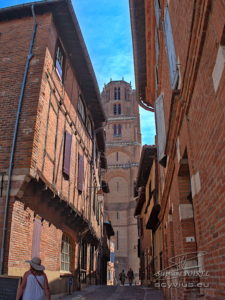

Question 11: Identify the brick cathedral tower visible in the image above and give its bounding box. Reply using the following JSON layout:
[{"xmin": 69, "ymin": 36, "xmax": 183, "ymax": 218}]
[{"xmin": 101, "ymin": 80, "xmax": 141, "ymax": 282}]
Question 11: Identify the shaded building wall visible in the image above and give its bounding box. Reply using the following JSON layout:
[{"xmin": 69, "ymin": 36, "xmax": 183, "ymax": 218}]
[
  {"xmin": 0, "ymin": 7, "xmax": 104, "ymax": 295},
  {"xmin": 131, "ymin": 0, "xmax": 225, "ymax": 298},
  {"xmin": 102, "ymin": 80, "xmax": 141, "ymax": 283},
  {"xmin": 146, "ymin": 0, "xmax": 225, "ymax": 299}
]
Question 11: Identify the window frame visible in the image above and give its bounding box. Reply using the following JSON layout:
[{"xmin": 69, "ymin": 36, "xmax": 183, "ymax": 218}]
[
  {"xmin": 86, "ymin": 116, "xmax": 93, "ymax": 138},
  {"xmin": 118, "ymin": 103, "xmax": 121, "ymax": 115},
  {"xmin": 114, "ymin": 87, "xmax": 117, "ymax": 100},
  {"xmin": 118, "ymin": 87, "xmax": 121, "ymax": 100},
  {"xmin": 77, "ymin": 95, "xmax": 86, "ymax": 123},
  {"xmin": 118, "ymin": 124, "xmax": 122, "ymax": 136},
  {"xmin": 55, "ymin": 42, "xmax": 65, "ymax": 81},
  {"xmin": 61, "ymin": 234, "xmax": 72, "ymax": 272},
  {"xmin": 113, "ymin": 104, "xmax": 117, "ymax": 115},
  {"xmin": 63, "ymin": 131, "xmax": 72, "ymax": 179}
]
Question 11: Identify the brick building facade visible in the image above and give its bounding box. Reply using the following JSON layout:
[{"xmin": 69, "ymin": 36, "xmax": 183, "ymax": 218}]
[
  {"xmin": 0, "ymin": 0, "xmax": 108, "ymax": 296},
  {"xmin": 134, "ymin": 145, "xmax": 163, "ymax": 286},
  {"xmin": 130, "ymin": 0, "xmax": 225, "ymax": 299},
  {"xmin": 101, "ymin": 80, "xmax": 141, "ymax": 283}
]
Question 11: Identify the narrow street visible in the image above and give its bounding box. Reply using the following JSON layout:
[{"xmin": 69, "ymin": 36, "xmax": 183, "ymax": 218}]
[{"xmin": 63, "ymin": 285, "xmax": 164, "ymax": 300}]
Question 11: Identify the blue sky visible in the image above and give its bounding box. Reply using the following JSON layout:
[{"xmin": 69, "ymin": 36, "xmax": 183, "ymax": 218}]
[{"xmin": 0, "ymin": 0, "xmax": 155, "ymax": 145}]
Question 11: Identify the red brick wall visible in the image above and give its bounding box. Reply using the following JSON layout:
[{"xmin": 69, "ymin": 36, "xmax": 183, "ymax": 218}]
[
  {"xmin": 0, "ymin": 9, "xmax": 102, "ymax": 293},
  {"xmin": 146, "ymin": 0, "xmax": 225, "ymax": 299},
  {"xmin": 0, "ymin": 14, "xmax": 51, "ymax": 171}
]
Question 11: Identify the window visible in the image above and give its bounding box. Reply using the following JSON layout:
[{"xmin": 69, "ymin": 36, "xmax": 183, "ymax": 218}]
[
  {"xmin": 77, "ymin": 96, "xmax": 86, "ymax": 122},
  {"xmin": 113, "ymin": 104, "xmax": 117, "ymax": 115},
  {"xmin": 116, "ymin": 231, "xmax": 119, "ymax": 250},
  {"xmin": 118, "ymin": 104, "xmax": 121, "ymax": 115},
  {"xmin": 86, "ymin": 117, "xmax": 92, "ymax": 137},
  {"xmin": 116, "ymin": 152, "xmax": 119, "ymax": 161},
  {"xmin": 116, "ymin": 182, "xmax": 119, "ymax": 192},
  {"xmin": 118, "ymin": 87, "xmax": 120, "ymax": 100},
  {"xmin": 117, "ymin": 211, "xmax": 119, "ymax": 219},
  {"xmin": 90, "ymin": 246, "xmax": 94, "ymax": 271},
  {"xmin": 113, "ymin": 125, "xmax": 122, "ymax": 137},
  {"xmin": 164, "ymin": 7, "xmax": 179, "ymax": 89},
  {"xmin": 63, "ymin": 131, "xmax": 72, "ymax": 179},
  {"xmin": 81, "ymin": 241, "xmax": 87, "ymax": 270},
  {"xmin": 55, "ymin": 44, "xmax": 64, "ymax": 80},
  {"xmin": 113, "ymin": 124, "xmax": 117, "ymax": 136},
  {"xmin": 114, "ymin": 87, "xmax": 117, "ymax": 100},
  {"xmin": 77, "ymin": 154, "xmax": 84, "ymax": 193},
  {"xmin": 118, "ymin": 124, "xmax": 122, "ymax": 136},
  {"xmin": 61, "ymin": 234, "xmax": 72, "ymax": 272}
]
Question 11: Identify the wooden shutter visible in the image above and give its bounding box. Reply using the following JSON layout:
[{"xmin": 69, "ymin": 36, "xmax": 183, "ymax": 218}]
[
  {"xmin": 155, "ymin": 94, "xmax": 167, "ymax": 166},
  {"xmin": 78, "ymin": 154, "xmax": 84, "ymax": 193},
  {"xmin": 164, "ymin": 6, "xmax": 179, "ymax": 89},
  {"xmin": 32, "ymin": 218, "xmax": 42, "ymax": 257},
  {"xmin": 63, "ymin": 131, "xmax": 72, "ymax": 178}
]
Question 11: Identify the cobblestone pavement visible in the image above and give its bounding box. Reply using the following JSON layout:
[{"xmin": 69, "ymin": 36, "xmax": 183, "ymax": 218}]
[{"xmin": 63, "ymin": 285, "xmax": 164, "ymax": 300}]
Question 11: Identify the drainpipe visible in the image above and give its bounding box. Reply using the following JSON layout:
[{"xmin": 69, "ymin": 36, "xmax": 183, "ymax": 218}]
[{"xmin": 0, "ymin": 5, "xmax": 37, "ymax": 275}]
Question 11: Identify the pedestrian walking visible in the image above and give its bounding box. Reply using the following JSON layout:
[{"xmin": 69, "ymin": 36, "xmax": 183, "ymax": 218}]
[
  {"xmin": 119, "ymin": 269, "xmax": 126, "ymax": 286},
  {"xmin": 16, "ymin": 257, "xmax": 51, "ymax": 300},
  {"xmin": 127, "ymin": 267, "xmax": 134, "ymax": 286}
]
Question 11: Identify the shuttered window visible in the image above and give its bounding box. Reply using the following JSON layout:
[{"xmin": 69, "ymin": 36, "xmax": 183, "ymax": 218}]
[
  {"xmin": 164, "ymin": 7, "xmax": 179, "ymax": 89},
  {"xmin": 63, "ymin": 131, "xmax": 72, "ymax": 178},
  {"xmin": 32, "ymin": 218, "xmax": 42, "ymax": 257},
  {"xmin": 155, "ymin": 94, "xmax": 167, "ymax": 166},
  {"xmin": 78, "ymin": 154, "xmax": 84, "ymax": 193}
]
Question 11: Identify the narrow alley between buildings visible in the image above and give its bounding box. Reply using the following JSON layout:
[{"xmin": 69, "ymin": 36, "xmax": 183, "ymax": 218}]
[{"xmin": 63, "ymin": 285, "xmax": 164, "ymax": 300}]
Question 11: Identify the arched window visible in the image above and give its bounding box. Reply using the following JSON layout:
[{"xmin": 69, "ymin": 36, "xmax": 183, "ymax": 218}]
[
  {"xmin": 118, "ymin": 87, "xmax": 121, "ymax": 100},
  {"xmin": 118, "ymin": 104, "xmax": 121, "ymax": 115},
  {"xmin": 61, "ymin": 234, "xmax": 72, "ymax": 272},
  {"xmin": 113, "ymin": 104, "xmax": 117, "ymax": 115}
]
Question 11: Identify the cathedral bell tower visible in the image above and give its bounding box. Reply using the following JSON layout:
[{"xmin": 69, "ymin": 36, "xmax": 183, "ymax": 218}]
[{"xmin": 101, "ymin": 80, "xmax": 141, "ymax": 282}]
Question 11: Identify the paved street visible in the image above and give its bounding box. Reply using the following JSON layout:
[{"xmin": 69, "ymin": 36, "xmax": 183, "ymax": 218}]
[{"xmin": 63, "ymin": 285, "xmax": 164, "ymax": 300}]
